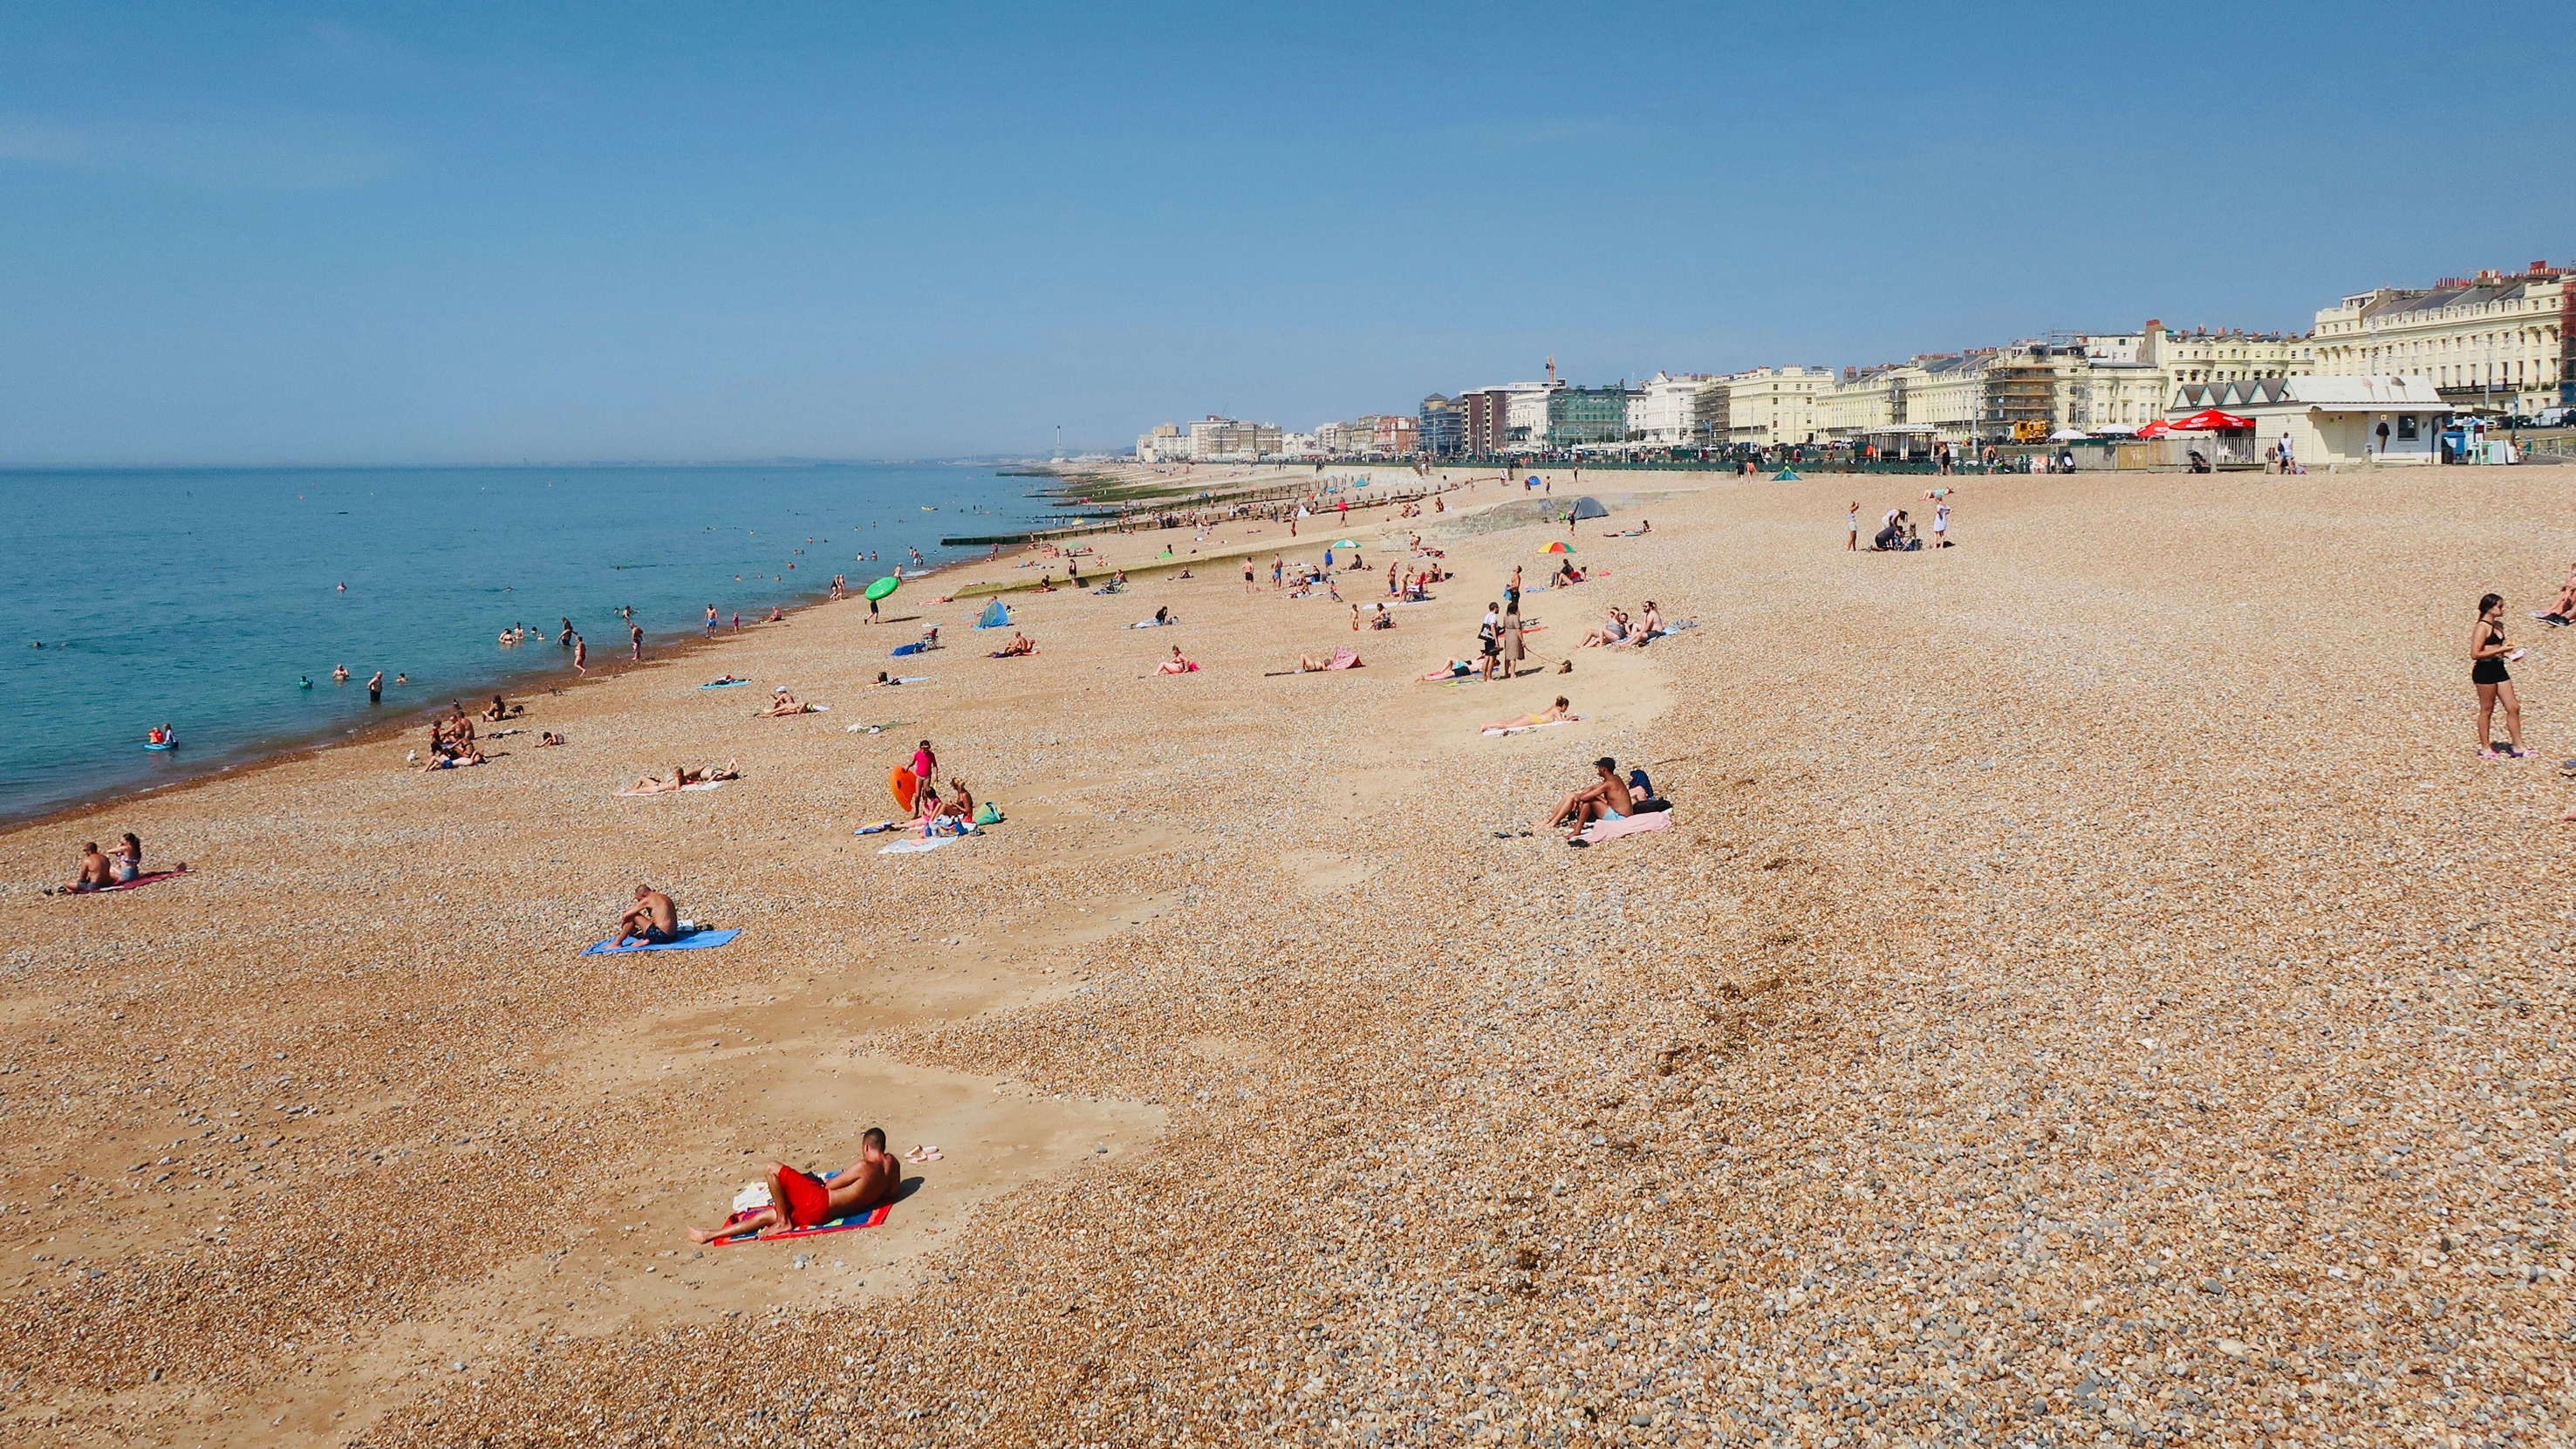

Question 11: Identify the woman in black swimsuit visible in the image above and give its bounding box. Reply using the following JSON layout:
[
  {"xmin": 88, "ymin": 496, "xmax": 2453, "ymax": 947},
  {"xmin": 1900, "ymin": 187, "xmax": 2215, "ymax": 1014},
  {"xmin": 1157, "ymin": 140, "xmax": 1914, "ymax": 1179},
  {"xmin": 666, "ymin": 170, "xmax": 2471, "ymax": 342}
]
[{"xmin": 2472, "ymin": 592, "xmax": 2529, "ymax": 758}]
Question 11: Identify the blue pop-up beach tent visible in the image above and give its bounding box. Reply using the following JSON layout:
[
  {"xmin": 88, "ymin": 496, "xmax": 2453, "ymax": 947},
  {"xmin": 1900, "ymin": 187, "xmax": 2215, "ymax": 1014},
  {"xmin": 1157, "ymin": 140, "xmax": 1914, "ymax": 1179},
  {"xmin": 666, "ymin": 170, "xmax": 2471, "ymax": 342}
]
[{"xmin": 974, "ymin": 598, "xmax": 1009, "ymax": 629}]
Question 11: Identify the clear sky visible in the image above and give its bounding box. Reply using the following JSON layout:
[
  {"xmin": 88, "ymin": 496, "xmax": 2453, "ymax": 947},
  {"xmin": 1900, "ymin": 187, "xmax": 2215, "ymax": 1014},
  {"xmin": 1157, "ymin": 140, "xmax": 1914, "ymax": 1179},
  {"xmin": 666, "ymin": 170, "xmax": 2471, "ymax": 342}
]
[{"xmin": 3, "ymin": 3, "xmax": 2568, "ymax": 464}]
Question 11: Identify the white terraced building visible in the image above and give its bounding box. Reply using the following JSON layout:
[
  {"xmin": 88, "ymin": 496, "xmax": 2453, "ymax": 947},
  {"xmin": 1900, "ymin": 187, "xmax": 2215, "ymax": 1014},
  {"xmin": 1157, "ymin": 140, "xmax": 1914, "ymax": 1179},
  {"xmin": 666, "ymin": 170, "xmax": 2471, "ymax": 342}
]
[{"xmin": 2309, "ymin": 263, "xmax": 2572, "ymax": 415}]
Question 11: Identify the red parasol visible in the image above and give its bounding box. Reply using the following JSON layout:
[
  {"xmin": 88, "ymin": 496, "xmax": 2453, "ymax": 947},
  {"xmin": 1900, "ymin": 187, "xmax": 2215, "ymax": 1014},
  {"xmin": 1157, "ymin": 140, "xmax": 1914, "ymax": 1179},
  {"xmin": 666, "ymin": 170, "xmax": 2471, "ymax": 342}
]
[
  {"xmin": 2172, "ymin": 408, "xmax": 2255, "ymax": 432},
  {"xmin": 2134, "ymin": 420, "xmax": 2172, "ymax": 438}
]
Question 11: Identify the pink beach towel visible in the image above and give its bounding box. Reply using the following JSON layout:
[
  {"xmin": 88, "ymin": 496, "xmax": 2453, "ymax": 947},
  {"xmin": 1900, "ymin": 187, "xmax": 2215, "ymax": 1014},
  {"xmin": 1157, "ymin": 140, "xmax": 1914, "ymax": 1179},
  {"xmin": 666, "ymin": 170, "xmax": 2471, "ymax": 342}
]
[{"xmin": 1579, "ymin": 811, "xmax": 1672, "ymax": 844}]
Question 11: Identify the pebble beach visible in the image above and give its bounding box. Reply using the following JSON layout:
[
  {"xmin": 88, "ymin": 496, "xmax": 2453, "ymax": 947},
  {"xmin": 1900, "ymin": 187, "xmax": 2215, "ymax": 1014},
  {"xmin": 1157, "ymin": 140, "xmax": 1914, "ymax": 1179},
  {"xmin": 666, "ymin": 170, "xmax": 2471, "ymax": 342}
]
[{"xmin": 6, "ymin": 465, "xmax": 2574, "ymax": 1447}]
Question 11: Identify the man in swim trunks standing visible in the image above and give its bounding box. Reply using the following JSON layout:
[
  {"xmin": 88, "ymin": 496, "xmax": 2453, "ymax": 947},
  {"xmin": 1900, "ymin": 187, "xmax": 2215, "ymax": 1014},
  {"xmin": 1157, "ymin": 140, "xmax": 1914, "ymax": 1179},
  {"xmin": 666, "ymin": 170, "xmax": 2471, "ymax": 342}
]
[
  {"xmin": 688, "ymin": 1128, "xmax": 903, "ymax": 1243},
  {"xmin": 616, "ymin": 884, "xmax": 680, "ymax": 947},
  {"xmin": 630, "ymin": 620, "xmax": 643, "ymax": 660},
  {"xmin": 367, "ymin": 670, "xmax": 383, "ymax": 706}
]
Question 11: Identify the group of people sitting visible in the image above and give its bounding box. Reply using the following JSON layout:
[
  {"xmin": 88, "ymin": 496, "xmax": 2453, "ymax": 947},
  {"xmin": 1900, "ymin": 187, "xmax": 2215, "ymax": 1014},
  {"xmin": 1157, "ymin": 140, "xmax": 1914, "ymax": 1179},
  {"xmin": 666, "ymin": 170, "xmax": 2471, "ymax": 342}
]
[
  {"xmin": 1544, "ymin": 757, "xmax": 1670, "ymax": 841},
  {"xmin": 418, "ymin": 706, "xmax": 487, "ymax": 769},
  {"xmin": 1551, "ymin": 559, "xmax": 1589, "ymax": 586},
  {"xmin": 1387, "ymin": 564, "xmax": 1443, "ymax": 600},
  {"xmin": 51, "ymin": 832, "xmax": 176, "ymax": 893},
  {"xmin": 756, "ymin": 687, "xmax": 820, "ymax": 717},
  {"xmin": 1576, "ymin": 601, "xmax": 1664, "ymax": 648}
]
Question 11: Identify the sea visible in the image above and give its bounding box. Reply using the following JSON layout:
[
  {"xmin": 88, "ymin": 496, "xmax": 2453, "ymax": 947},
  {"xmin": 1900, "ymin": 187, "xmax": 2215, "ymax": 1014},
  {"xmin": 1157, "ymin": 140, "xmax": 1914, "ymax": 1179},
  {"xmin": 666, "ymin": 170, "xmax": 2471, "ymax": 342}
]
[{"xmin": 0, "ymin": 462, "xmax": 1060, "ymax": 825}]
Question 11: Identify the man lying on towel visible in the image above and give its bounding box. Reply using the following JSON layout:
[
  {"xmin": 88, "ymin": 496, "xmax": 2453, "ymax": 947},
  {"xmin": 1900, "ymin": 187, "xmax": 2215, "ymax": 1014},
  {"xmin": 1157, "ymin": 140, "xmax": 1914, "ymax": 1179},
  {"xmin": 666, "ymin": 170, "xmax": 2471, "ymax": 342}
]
[
  {"xmin": 1546, "ymin": 755, "xmax": 1633, "ymax": 837},
  {"xmin": 687, "ymin": 1129, "xmax": 902, "ymax": 1242}
]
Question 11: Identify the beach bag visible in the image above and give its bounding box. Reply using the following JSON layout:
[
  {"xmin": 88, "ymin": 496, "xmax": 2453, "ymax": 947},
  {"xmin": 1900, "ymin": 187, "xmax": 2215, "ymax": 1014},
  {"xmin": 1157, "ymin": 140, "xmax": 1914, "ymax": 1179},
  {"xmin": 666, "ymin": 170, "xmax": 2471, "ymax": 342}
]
[
  {"xmin": 973, "ymin": 803, "xmax": 1002, "ymax": 825},
  {"xmin": 732, "ymin": 1182, "xmax": 774, "ymax": 1213}
]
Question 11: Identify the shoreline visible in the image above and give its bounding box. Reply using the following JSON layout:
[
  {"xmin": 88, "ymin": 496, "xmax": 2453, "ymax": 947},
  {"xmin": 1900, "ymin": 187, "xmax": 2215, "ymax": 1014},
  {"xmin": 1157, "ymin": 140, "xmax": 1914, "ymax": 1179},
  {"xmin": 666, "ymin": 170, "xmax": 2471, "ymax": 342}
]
[
  {"xmin": 0, "ymin": 559, "xmax": 984, "ymax": 840},
  {"xmin": 9, "ymin": 467, "xmax": 2568, "ymax": 1443}
]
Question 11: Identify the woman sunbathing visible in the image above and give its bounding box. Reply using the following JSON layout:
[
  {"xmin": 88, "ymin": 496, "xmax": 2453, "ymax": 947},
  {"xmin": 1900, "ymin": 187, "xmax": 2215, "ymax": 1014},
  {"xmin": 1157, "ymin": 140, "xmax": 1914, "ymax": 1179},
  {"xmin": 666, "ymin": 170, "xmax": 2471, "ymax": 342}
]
[
  {"xmin": 1577, "ymin": 610, "xmax": 1630, "ymax": 647},
  {"xmin": 1155, "ymin": 645, "xmax": 1200, "ymax": 674},
  {"xmin": 629, "ymin": 764, "xmax": 699, "ymax": 793},
  {"xmin": 1418, "ymin": 659, "xmax": 1475, "ymax": 680},
  {"xmin": 756, "ymin": 689, "xmax": 817, "ymax": 717},
  {"xmin": 1481, "ymin": 697, "xmax": 1578, "ymax": 732}
]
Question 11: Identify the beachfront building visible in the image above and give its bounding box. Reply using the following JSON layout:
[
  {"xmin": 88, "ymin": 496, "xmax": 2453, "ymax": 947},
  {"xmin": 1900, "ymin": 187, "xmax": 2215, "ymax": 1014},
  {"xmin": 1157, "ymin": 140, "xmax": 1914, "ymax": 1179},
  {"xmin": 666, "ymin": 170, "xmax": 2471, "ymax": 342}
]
[
  {"xmin": 1628, "ymin": 373, "xmax": 1727, "ymax": 447},
  {"xmin": 1502, "ymin": 382, "xmax": 1560, "ymax": 449},
  {"xmin": 1320, "ymin": 416, "xmax": 1394, "ymax": 456},
  {"xmin": 1545, "ymin": 386, "xmax": 1630, "ymax": 448},
  {"xmin": 1457, "ymin": 389, "xmax": 1510, "ymax": 455},
  {"xmin": 1724, "ymin": 366, "xmax": 1835, "ymax": 446},
  {"xmin": 1374, "ymin": 414, "xmax": 1421, "ymax": 455},
  {"xmin": 1183, "ymin": 415, "xmax": 1283, "ymax": 460},
  {"xmin": 2308, "ymin": 263, "xmax": 2573, "ymax": 414},
  {"xmin": 1135, "ymin": 422, "xmax": 1192, "ymax": 462},
  {"xmin": 2168, "ymin": 374, "xmax": 2447, "ymax": 466},
  {"xmin": 1418, "ymin": 394, "xmax": 1462, "ymax": 456}
]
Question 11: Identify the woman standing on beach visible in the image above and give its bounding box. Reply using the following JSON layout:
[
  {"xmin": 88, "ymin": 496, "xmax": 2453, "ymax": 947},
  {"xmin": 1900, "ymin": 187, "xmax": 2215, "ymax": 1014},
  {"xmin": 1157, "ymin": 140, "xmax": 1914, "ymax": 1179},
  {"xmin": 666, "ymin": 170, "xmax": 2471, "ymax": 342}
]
[{"xmin": 2472, "ymin": 593, "xmax": 2528, "ymax": 759}]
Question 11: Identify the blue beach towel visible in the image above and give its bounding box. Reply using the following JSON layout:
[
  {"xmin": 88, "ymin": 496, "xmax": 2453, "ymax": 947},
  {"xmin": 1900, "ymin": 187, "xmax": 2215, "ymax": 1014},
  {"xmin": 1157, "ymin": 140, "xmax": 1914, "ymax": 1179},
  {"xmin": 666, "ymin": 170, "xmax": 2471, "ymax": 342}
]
[
  {"xmin": 891, "ymin": 641, "xmax": 927, "ymax": 657},
  {"xmin": 700, "ymin": 680, "xmax": 754, "ymax": 689},
  {"xmin": 582, "ymin": 927, "xmax": 741, "ymax": 955}
]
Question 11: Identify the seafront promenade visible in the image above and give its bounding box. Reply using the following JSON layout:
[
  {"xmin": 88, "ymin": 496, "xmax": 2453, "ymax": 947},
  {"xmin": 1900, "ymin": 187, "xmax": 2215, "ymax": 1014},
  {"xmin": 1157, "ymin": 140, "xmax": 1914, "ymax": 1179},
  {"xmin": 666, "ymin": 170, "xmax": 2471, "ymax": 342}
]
[{"xmin": 5, "ymin": 468, "xmax": 2573, "ymax": 1446}]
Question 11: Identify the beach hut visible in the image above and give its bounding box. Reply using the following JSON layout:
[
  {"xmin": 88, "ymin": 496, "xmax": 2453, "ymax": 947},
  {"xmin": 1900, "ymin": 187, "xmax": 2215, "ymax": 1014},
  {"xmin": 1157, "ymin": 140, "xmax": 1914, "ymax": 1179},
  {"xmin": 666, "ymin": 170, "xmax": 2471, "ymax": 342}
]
[
  {"xmin": 974, "ymin": 598, "xmax": 1010, "ymax": 629},
  {"xmin": 1569, "ymin": 496, "xmax": 1609, "ymax": 521}
]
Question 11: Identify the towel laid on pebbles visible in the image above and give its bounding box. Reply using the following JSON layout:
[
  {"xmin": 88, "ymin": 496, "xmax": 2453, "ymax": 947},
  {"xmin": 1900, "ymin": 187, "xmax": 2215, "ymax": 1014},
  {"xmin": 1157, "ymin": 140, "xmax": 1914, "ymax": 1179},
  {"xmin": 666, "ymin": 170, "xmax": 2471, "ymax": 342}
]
[
  {"xmin": 1577, "ymin": 811, "xmax": 1672, "ymax": 844},
  {"xmin": 581, "ymin": 927, "xmax": 741, "ymax": 955},
  {"xmin": 1483, "ymin": 720, "xmax": 1574, "ymax": 737},
  {"xmin": 48, "ymin": 868, "xmax": 190, "ymax": 896},
  {"xmin": 618, "ymin": 781, "xmax": 728, "ymax": 796}
]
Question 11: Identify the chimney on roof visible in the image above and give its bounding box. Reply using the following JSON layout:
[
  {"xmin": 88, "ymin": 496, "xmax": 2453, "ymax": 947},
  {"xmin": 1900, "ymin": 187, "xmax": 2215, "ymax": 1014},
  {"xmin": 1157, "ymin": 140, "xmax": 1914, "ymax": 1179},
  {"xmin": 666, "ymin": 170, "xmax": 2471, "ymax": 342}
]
[{"xmin": 2535, "ymin": 261, "xmax": 2551, "ymax": 275}]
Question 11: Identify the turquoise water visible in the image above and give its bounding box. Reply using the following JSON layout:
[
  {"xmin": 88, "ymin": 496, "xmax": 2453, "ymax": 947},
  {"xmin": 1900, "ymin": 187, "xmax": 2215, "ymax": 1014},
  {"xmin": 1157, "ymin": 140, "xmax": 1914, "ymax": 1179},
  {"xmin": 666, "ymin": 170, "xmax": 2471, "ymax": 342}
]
[{"xmin": 0, "ymin": 463, "xmax": 1050, "ymax": 824}]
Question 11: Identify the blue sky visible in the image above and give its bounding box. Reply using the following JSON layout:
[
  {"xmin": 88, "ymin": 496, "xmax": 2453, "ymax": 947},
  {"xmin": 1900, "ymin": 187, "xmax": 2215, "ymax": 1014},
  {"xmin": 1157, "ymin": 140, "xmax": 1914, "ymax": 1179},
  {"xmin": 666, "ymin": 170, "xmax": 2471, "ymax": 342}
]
[{"xmin": 2, "ymin": 3, "xmax": 2567, "ymax": 464}]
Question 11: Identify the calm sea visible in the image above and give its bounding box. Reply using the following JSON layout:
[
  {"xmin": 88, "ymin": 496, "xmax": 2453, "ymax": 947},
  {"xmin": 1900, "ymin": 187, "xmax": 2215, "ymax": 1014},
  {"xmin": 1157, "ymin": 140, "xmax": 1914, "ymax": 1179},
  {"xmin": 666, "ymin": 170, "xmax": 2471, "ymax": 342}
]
[{"xmin": 0, "ymin": 463, "xmax": 1053, "ymax": 824}]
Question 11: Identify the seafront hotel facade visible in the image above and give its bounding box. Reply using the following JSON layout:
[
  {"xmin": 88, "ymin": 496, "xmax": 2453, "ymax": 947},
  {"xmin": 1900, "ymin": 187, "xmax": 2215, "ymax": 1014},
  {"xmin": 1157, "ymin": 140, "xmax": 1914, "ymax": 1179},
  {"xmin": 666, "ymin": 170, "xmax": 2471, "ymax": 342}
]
[{"xmin": 1135, "ymin": 262, "xmax": 2573, "ymax": 462}]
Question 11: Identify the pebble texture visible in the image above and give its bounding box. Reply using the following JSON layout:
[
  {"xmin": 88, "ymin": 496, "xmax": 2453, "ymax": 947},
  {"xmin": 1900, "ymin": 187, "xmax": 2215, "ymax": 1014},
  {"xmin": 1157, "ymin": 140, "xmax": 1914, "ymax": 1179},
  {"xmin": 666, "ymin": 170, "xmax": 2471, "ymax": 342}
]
[{"xmin": 4, "ymin": 468, "xmax": 2573, "ymax": 1446}]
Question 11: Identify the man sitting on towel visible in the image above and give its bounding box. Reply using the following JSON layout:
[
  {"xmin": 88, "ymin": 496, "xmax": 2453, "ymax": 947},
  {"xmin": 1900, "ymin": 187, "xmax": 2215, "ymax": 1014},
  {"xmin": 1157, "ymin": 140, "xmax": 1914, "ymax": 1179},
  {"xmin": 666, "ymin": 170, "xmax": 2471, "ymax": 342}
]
[
  {"xmin": 687, "ymin": 1128, "xmax": 902, "ymax": 1243},
  {"xmin": 1545, "ymin": 756, "xmax": 1634, "ymax": 837},
  {"xmin": 615, "ymin": 884, "xmax": 681, "ymax": 946}
]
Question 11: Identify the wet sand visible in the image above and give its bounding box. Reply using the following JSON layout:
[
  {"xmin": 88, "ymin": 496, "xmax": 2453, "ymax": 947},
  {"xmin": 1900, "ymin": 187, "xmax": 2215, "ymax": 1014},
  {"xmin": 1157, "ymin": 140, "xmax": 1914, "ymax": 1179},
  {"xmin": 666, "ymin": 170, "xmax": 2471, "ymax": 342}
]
[{"xmin": 7, "ymin": 468, "xmax": 2574, "ymax": 1446}]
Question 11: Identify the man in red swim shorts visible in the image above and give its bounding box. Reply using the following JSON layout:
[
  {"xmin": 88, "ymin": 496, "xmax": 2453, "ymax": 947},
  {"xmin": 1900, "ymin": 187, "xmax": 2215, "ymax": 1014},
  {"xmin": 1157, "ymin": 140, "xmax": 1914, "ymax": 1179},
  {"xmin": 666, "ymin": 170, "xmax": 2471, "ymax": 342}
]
[{"xmin": 688, "ymin": 1128, "xmax": 902, "ymax": 1243}]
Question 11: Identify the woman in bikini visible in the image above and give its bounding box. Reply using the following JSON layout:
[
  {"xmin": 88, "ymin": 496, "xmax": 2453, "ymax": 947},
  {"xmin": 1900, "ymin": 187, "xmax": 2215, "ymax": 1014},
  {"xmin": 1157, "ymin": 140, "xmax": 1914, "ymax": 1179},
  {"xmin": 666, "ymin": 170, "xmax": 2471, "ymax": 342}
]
[
  {"xmin": 1480, "ymin": 696, "xmax": 1577, "ymax": 732},
  {"xmin": 1154, "ymin": 645, "xmax": 1199, "ymax": 675},
  {"xmin": 2472, "ymin": 592, "xmax": 2530, "ymax": 759}
]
